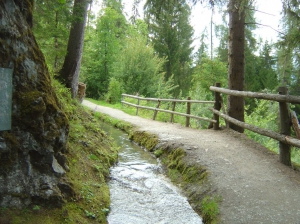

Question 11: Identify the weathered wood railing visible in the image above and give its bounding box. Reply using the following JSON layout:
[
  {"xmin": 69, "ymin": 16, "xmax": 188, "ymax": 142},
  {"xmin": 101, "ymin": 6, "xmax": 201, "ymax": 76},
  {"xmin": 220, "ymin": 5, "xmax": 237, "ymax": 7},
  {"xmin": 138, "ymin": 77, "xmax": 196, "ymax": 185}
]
[
  {"xmin": 121, "ymin": 94, "xmax": 216, "ymax": 127},
  {"xmin": 209, "ymin": 84, "xmax": 300, "ymax": 166},
  {"xmin": 121, "ymin": 83, "xmax": 300, "ymax": 166}
]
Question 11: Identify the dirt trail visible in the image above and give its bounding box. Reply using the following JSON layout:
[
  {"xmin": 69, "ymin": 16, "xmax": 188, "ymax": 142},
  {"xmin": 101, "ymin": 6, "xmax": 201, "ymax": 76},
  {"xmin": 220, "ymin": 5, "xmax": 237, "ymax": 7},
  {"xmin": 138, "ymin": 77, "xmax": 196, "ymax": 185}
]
[{"xmin": 83, "ymin": 100, "xmax": 300, "ymax": 224}]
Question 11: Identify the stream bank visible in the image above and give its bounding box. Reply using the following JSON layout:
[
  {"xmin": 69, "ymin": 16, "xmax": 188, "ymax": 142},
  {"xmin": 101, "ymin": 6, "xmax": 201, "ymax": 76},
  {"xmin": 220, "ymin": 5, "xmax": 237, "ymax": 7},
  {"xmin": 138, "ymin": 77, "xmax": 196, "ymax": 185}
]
[
  {"xmin": 93, "ymin": 111, "xmax": 219, "ymax": 223},
  {"xmin": 100, "ymin": 122, "xmax": 202, "ymax": 223}
]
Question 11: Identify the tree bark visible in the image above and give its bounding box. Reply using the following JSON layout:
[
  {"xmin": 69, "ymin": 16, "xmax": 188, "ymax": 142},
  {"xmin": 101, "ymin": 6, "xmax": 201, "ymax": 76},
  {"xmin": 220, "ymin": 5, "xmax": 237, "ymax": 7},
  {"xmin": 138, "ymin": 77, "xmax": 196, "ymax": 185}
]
[
  {"xmin": 60, "ymin": 0, "xmax": 89, "ymax": 98},
  {"xmin": 278, "ymin": 86, "xmax": 291, "ymax": 166},
  {"xmin": 227, "ymin": 0, "xmax": 245, "ymax": 133}
]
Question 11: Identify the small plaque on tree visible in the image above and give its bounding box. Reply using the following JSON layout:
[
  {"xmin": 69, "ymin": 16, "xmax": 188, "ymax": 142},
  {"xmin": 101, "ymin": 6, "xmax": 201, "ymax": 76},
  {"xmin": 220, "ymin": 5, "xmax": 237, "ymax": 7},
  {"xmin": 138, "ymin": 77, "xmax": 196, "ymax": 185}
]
[{"xmin": 0, "ymin": 68, "xmax": 13, "ymax": 131}]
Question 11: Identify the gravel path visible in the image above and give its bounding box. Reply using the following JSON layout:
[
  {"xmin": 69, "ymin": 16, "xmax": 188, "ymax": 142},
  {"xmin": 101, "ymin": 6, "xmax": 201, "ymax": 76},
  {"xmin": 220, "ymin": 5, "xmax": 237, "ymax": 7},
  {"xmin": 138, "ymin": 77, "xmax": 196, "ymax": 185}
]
[{"xmin": 83, "ymin": 100, "xmax": 300, "ymax": 224}]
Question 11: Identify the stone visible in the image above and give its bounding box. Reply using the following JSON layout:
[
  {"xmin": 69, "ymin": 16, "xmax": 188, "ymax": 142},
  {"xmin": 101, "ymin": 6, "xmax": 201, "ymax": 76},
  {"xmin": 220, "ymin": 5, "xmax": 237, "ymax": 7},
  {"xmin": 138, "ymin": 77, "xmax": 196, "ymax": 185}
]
[{"xmin": 52, "ymin": 157, "xmax": 66, "ymax": 176}]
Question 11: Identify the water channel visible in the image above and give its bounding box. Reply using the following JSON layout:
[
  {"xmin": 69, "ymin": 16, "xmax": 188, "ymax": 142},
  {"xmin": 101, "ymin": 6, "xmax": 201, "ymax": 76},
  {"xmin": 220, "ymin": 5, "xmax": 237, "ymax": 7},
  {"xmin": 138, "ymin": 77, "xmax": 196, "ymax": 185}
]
[{"xmin": 101, "ymin": 122, "xmax": 203, "ymax": 224}]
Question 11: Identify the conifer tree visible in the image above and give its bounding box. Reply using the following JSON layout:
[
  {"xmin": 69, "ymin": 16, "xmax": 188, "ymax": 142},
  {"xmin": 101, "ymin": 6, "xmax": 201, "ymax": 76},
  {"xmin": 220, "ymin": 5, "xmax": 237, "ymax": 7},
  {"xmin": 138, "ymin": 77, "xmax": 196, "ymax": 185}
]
[{"xmin": 145, "ymin": 0, "xmax": 194, "ymax": 96}]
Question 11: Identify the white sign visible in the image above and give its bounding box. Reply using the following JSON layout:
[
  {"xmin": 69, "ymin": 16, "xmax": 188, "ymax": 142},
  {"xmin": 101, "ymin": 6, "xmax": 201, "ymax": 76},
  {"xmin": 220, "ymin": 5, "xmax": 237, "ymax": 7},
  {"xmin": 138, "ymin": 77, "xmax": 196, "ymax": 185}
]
[{"xmin": 0, "ymin": 68, "xmax": 13, "ymax": 131}]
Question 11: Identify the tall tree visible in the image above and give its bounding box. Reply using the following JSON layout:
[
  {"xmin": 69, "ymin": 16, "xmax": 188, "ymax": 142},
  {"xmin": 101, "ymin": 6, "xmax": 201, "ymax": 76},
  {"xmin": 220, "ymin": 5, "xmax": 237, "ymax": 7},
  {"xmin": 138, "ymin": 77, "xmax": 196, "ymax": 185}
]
[
  {"xmin": 215, "ymin": 2, "xmax": 278, "ymax": 114},
  {"xmin": 191, "ymin": 0, "xmax": 247, "ymax": 132},
  {"xmin": 227, "ymin": 0, "xmax": 247, "ymax": 133},
  {"xmin": 59, "ymin": 0, "xmax": 89, "ymax": 98},
  {"xmin": 215, "ymin": 5, "xmax": 257, "ymax": 93},
  {"xmin": 145, "ymin": 0, "xmax": 194, "ymax": 96}
]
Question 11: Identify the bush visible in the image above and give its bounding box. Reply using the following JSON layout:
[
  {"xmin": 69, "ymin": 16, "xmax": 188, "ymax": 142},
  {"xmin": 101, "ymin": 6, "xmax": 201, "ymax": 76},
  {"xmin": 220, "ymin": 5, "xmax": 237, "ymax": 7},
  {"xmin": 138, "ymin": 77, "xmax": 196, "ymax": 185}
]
[{"xmin": 105, "ymin": 77, "xmax": 123, "ymax": 104}]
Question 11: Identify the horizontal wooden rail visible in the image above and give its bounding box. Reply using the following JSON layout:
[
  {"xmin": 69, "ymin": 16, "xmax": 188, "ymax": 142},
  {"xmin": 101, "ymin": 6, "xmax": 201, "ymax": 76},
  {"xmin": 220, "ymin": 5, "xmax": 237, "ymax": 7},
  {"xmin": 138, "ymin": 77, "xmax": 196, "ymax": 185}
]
[
  {"xmin": 210, "ymin": 108, "xmax": 300, "ymax": 148},
  {"xmin": 122, "ymin": 94, "xmax": 215, "ymax": 104},
  {"xmin": 209, "ymin": 86, "xmax": 300, "ymax": 104},
  {"xmin": 122, "ymin": 101, "xmax": 216, "ymax": 124},
  {"xmin": 209, "ymin": 85, "xmax": 300, "ymax": 166}
]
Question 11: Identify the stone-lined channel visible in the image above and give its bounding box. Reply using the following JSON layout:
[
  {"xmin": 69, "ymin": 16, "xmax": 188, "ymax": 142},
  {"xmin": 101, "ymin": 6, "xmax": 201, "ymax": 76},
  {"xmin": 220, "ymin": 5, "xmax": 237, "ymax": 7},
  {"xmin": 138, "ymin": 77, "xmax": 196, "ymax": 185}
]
[{"xmin": 101, "ymin": 122, "xmax": 202, "ymax": 224}]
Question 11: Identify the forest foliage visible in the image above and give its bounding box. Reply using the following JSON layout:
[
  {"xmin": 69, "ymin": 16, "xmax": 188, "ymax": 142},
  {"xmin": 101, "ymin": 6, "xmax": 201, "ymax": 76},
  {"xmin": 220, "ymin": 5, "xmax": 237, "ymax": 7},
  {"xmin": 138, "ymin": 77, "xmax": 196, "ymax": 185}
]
[{"xmin": 33, "ymin": 0, "xmax": 300, "ymax": 161}]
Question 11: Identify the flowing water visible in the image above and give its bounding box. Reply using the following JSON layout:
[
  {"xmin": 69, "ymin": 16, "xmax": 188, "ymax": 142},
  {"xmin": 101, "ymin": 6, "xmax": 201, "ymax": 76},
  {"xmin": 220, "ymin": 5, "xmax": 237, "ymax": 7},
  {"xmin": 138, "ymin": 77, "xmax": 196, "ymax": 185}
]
[{"xmin": 101, "ymin": 122, "xmax": 203, "ymax": 224}]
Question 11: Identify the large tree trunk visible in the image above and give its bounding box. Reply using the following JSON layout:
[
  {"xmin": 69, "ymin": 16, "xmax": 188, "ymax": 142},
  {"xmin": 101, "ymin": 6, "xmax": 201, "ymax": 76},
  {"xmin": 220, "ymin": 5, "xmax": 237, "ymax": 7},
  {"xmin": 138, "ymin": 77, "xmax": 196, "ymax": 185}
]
[
  {"xmin": 0, "ymin": 0, "xmax": 72, "ymax": 208},
  {"xmin": 60, "ymin": 0, "xmax": 89, "ymax": 99},
  {"xmin": 227, "ymin": 0, "xmax": 245, "ymax": 133}
]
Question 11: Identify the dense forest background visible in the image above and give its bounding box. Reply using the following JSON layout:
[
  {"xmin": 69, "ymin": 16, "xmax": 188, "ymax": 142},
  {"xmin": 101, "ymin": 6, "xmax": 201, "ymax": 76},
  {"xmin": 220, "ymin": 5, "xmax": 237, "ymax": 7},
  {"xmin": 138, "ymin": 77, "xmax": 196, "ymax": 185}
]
[
  {"xmin": 33, "ymin": 0, "xmax": 300, "ymax": 154},
  {"xmin": 34, "ymin": 0, "xmax": 300, "ymax": 102}
]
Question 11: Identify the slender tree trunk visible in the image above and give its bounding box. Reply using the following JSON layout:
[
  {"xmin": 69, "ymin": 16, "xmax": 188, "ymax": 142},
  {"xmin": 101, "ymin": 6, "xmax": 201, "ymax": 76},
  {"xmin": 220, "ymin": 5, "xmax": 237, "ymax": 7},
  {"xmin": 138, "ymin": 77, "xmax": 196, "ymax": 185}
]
[
  {"xmin": 60, "ymin": 0, "xmax": 89, "ymax": 98},
  {"xmin": 227, "ymin": 0, "xmax": 245, "ymax": 133},
  {"xmin": 54, "ymin": 11, "xmax": 59, "ymax": 70}
]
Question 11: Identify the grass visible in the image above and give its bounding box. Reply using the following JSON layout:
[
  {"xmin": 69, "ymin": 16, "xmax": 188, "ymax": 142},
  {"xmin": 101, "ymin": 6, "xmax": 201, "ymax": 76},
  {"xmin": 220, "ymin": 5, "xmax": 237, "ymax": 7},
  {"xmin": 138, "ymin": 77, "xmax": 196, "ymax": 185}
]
[
  {"xmin": 201, "ymin": 196, "xmax": 221, "ymax": 224},
  {"xmin": 0, "ymin": 81, "xmax": 119, "ymax": 224}
]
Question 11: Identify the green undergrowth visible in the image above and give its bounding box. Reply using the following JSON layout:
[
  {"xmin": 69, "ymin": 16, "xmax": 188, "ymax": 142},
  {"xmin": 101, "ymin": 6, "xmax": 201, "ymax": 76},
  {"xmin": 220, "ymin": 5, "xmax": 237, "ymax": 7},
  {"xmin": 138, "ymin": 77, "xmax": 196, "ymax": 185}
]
[
  {"xmin": 88, "ymin": 109, "xmax": 220, "ymax": 224},
  {"xmin": 3, "ymin": 80, "xmax": 119, "ymax": 224}
]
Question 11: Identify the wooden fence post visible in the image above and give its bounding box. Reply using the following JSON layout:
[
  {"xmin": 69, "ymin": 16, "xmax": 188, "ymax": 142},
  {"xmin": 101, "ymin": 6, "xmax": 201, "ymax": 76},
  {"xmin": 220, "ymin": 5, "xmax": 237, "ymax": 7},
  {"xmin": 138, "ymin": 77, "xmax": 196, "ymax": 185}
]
[
  {"xmin": 121, "ymin": 94, "xmax": 124, "ymax": 107},
  {"xmin": 153, "ymin": 100, "xmax": 161, "ymax": 120},
  {"xmin": 186, "ymin": 97, "xmax": 191, "ymax": 127},
  {"xmin": 136, "ymin": 97, "xmax": 140, "ymax": 115},
  {"xmin": 170, "ymin": 101, "xmax": 176, "ymax": 123},
  {"xmin": 213, "ymin": 83, "xmax": 221, "ymax": 130},
  {"xmin": 278, "ymin": 86, "xmax": 291, "ymax": 166}
]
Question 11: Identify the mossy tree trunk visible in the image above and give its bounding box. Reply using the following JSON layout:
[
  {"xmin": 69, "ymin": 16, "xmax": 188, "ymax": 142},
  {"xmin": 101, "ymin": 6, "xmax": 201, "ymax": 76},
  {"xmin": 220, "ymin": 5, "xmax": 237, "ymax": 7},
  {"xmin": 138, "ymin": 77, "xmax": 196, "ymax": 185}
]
[
  {"xmin": 59, "ymin": 0, "xmax": 89, "ymax": 99},
  {"xmin": 0, "ymin": 0, "xmax": 72, "ymax": 208}
]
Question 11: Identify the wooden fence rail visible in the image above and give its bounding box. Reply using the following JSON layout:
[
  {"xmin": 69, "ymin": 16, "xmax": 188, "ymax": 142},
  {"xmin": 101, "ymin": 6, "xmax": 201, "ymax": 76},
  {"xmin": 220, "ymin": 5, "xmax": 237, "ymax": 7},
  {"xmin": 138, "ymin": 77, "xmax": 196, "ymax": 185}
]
[
  {"xmin": 209, "ymin": 86, "xmax": 300, "ymax": 104},
  {"xmin": 210, "ymin": 84, "xmax": 300, "ymax": 166},
  {"xmin": 121, "ymin": 94, "xmax": 216, "ymax": 127},
  {"xmin": 121, "ymin": 93, "xmax": 215, "ymax": 103}
]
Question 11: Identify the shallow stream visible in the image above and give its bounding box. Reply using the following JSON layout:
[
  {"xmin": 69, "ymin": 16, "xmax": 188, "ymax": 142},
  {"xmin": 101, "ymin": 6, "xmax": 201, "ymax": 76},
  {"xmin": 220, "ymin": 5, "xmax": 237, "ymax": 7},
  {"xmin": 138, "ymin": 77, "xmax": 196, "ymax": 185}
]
[{"xmin": 101, "ymin": 122, "xmax": 202, "ymax": 224}]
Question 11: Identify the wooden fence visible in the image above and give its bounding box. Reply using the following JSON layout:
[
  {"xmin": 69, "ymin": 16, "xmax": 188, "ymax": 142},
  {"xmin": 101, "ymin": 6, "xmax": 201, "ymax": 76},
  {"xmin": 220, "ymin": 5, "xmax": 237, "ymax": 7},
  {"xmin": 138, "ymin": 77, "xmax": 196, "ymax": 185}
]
[
  {"xmin": 121, "ymin": 83, "xmax": 300, "ymax": 166},
  {"xmin": 210, "ymin": 84, "xmax": 300, "ymax": 166},
  {"xmin": 121, "ymin": 94, "xmax": 215, "ymax": 127}
]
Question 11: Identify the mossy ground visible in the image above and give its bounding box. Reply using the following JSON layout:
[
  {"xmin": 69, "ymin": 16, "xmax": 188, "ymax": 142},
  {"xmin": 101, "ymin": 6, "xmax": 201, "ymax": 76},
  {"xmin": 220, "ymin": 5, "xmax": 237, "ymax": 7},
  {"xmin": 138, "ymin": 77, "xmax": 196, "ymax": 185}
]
[{"xmin": 0, "ymin": 80, "xmax": 118, "ymax": 224}]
